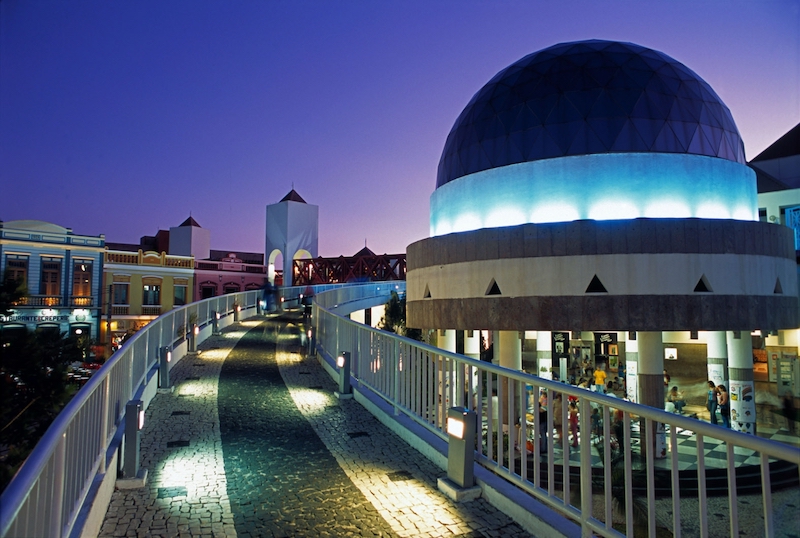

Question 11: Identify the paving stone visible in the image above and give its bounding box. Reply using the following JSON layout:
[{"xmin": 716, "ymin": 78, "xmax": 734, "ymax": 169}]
[{"xmin": 99, "ymin": 314, "xmax": 531, "ymax": 537}]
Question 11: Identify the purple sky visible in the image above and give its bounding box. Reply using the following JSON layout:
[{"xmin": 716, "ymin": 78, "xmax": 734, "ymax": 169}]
[{"xmin": 1, "ymin": 1, "xmax": 798, "ymax": 257}]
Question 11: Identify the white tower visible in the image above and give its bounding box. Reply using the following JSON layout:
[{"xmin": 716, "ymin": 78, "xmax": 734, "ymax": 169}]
[
  {"xmin": 265, "ymin": 189, "xmax": 318, "ymax": 286},
  {"xmin": 169, "ymin": 216, "xmax": 210, "ymax": 259}
]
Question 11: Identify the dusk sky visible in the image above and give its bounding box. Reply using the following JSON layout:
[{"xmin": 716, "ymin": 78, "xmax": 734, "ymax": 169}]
[{"xmin": 1, "ymin": 1, "xmax": 798, "ymax": 257}]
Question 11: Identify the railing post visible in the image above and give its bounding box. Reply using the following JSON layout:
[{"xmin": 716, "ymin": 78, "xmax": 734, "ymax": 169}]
[
  {"xmin": 50, "ymin": 432, "xmax": 66, "ymax": 538},
  {"xmin": 393, "ymin": 338, "xmax": 400, "ymax": 416}
]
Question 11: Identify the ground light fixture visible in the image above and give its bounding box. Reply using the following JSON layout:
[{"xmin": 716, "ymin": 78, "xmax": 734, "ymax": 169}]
[
  {"xmin": 158, "ymin": 346, "xmax": 172, "ymax": 391},
  {"xmin": 335, "ymin": 351, "xmax": 352, "ymax": 399},
  {"xmin": 119, "ymin": 400, "xmax": 147, "ymax": 488},
  {"xmin": 438, "ymin": 407, "xmax": 481, "ymax": 502}
]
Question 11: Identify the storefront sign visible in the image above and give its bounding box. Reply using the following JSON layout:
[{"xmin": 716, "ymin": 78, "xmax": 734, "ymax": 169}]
[{"xmin": 1, "ymin": 314, "xmax": 70, "ymax": 323}]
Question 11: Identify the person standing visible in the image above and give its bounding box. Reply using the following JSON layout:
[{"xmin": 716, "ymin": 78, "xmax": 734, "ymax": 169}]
[
  {"xmin": 707, "ymin": 381, "xmax": 719, "ymax": 425},
  {"xmin": 782, "ymin": 391, "xmax": 796, "ymax": 434},
  {"xmin": 593, "ymin": 366, "xmax": 607, "ymax": 393},
  {"xmin": 717, "ymin": 385, "xmax": 731, "ymax": 428}
]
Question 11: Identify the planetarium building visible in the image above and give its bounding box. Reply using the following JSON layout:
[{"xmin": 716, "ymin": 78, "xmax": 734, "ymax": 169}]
[{"xmin": 406, "ymin": 40, "xmax": 797, "ymax": 430}]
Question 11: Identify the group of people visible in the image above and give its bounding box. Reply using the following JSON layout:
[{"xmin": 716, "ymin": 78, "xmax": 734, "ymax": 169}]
[{"xmin": 706, "ymin": 380, "xmax": 731, "ymax": 428}]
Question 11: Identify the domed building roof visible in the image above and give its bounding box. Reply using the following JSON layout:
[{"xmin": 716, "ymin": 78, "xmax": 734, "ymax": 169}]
[{"xmin": 437, "ymin": 40, "xmax": 745, "ymax": 188}]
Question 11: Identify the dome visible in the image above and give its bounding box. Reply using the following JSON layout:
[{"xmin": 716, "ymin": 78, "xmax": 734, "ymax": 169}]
[{"xmin": 437, "ymin": 40, "xmax": 745, "ymax": 188}]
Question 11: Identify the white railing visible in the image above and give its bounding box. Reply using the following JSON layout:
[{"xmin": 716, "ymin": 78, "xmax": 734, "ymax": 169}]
[
  {"xmin": 0, "ymin": 291, "xmax": 261, "ymax": 538},
  {"xmin": 313, "ymin": 283, "xmax": 800, "ymax": 538}
]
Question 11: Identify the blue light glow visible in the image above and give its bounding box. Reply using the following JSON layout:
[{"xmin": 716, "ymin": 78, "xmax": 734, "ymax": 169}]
[
  {"xmin": 643, "ymin": 201, "xmax": 692, "ymax": 219},
  {"xmin": 588, "ymin": 200, "xmax": 640, "ymax": 221},
  {"xmin": 430, "ymin": 153, "xmax": 757, "ymax": 236}
]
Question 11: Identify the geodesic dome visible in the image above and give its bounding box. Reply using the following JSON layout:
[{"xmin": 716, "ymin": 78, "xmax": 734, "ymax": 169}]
[{"xmin": 437, "ymin": 40, "xmax": 745, "ymax": 188}]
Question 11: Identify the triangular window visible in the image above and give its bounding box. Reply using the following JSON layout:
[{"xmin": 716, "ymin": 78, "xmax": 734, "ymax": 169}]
[
  {"xmin": 585, "ymin": 275, "xmax": 607, "ymax": 293},
  {"xmin": 423, "ymin": 284, "xmax": 431, "ymax": 299},
  {"xmin": 486, "ymin": 279, "xmax": 502, "ymax": 296},
  {"xmin": 774, "ymin": 278, "xmax": 783, "ymax": 294},
  {"xmin": 694, "ymin": 275, "xmax": 712, "ymax": 293}
]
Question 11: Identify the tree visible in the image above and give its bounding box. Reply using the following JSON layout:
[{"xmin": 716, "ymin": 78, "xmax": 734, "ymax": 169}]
[
  {"xmin": 0, "ymin": 273, "xmax": 83, "ymax": 491},
  {"xmin": 378, "ymin": 291, "xmax": 422, "ymax": 341},
  {"xmin": 0, "ymin": 271, "xmax": 26, "ymax": 316}
]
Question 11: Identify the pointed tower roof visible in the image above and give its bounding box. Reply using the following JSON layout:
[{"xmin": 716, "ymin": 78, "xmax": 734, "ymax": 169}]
[
  {"xmin": 180, "ymin": 216, "xmax": 202, "ymax": 227},
  {"xmin": 353, "ymin": 246, "xmax": 376, "ymax": 257},
  {"xmin": 280, "ymin": 189, "xmax": 307, "ymax": 203}
]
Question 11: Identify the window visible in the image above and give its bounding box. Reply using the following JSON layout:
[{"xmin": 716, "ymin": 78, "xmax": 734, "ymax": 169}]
[
  {"xmin": 223, "ymin": 284, "xmax": 240, "ymax": 295},
  {"xmin": 174, "ymin": 285, "xmax": 187, "ymax": 306},
  {"xmin": 143, "ymin": 284, "xmax": 161, "ymax": 306},
  {"xmin": 201, "ymin": 283, "xmax": 216, "ymax": 299},
  {"xmin": 72, "ymin": 260, "xmax": 92, "ymax": 296},
  {"xmin": 113, "ymin": 283, "xmax": 129, "ymax": 304},
  {"xmin": 6, "ymin": 254, "xmax": 28, "ymax": 285},
  {"xmin": 40, "ymin": 257, "xmax": 62, "ymax": 297}
]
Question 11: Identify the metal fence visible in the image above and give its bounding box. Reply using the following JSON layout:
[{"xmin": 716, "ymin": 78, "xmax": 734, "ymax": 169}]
[
  {"xmin": 313, "ymin": 283, "xmax": 800, "ymax": 538},
  {"xmin": 0, "ymin": 291, "xmax": 259, "ymax": 538}
]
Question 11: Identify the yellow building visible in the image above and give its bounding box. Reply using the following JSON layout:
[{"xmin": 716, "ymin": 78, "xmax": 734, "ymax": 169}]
[{"xmin": 101, "ymin": 249, "xmax": 194, "ymax": 352}]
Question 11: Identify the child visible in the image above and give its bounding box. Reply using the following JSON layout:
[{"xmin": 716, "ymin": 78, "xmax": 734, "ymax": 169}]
[
  {"xmin": 568, "ymin": 401, "xmax": 579, "ymax": 447},
  {"xmin": 590, "ymin": 407, "xmax": 601, "ymax": 437}
]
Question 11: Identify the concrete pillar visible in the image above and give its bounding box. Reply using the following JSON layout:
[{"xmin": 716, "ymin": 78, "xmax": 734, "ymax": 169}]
[
  {"xmin": 637, "ymin": 332, "xmax": 664, "ymax": 409},
  {"xmin": 464, "ymin": 330, "xmax": 480, "ymax": 359},
  {"xmin": 440, "ymin": 329, "xmax": 456, "ymax": 353},
  {"xmin": 536, "ymin": 330, "xmax": 552, "ymax": 380},
  {"xmin": 497, "ymin": 330, "xmax": 522, "ymax": 431},
  {"xmin": 638, "ymin": 331, "xmax": 666, "ymax": 458},
  {"xmin": 624, "ymin": 334, "xmax": 638, "ymax": 403},
  {"xmin": 706, "ymin": 331, "xmax": 728, "ymax": 388},
  {"xmin": 727, "ymin": 331, "xmax": 756, "ymax": 434}
]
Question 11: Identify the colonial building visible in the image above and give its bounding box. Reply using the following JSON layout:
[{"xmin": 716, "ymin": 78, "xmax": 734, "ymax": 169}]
[
  {"xmin": 101, "ymin": 247, "xmax": 194, "ymax": 353},
  {"xmin": 0, "ymin": 220, "xmax": 105, "ymax": 341}
]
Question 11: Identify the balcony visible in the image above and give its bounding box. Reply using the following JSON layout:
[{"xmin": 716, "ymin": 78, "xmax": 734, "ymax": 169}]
[
  {"xmin": 16, "ymin": 295, "xmax": 63, "ymax": 307},
  {"xmin": 70, "ymin": 296, "xmax": 94, "ymax": 307},
  {"xmin": 112, "ymin": 305, "xmax": 129, "ymax": 315},
  {"xmin": 142, "ymin": 305, "xmax": 162, "ymax": 316}
]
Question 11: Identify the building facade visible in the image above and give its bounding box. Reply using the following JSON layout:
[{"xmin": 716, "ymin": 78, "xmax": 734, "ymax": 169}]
[
  {"xmin": 406, "ymin": 41, "xmax": 799, "ymax": 433},
  {"xmin": 101, "ymin": 248, "xmax": 195, "ymax": 353},
  {"xmin": 0, "ymin": 220, "xmax": 105, "ymax": 342}
]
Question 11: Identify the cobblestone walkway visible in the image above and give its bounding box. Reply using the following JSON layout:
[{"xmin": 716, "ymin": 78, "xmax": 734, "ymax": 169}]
[{"xmin": 99, "ymin": 314, "xmax": 532, "ymax": 537}]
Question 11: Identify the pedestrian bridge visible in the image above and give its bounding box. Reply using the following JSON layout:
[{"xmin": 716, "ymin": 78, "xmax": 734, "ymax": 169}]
[{"xmin": 1, "ymin": 283, "xmax": 798, "ymax": 537}]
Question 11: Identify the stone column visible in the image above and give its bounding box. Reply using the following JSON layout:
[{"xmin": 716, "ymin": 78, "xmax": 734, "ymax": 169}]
[
  {"xmin": 624, "ymin": 334, "xmax": 638, "ymax": 403},
  {"xmin": 638, "ymin": 331, "xmax": 666, "ymax": 458},
  {"xmin": 536, "ymin": 330, "xmax": 552, "ymax": 380},
  {"xmin": 464, "ymin": 330, "xmax": 480, "ymax": 359},
  {"xmin": 727, "ymin": 331, "xmax": 756, "ymax": 434},
  {"xmin": 497, "ymin": 331, "xmax": 522, "ymax": 431},
  {"xmin": 440, "ymin": 329, "xmax": 456, "ymax": 353},
  {"xmin": 706, "ymin": 331, "xmax": 728, "ymax": 388}
]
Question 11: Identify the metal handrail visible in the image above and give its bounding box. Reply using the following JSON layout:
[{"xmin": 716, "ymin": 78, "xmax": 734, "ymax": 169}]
[
  {"xmin": 0, "ymin": 291, "xmax": 260, "ymax": 538},
  {"xmin": 312, "ymin": 282, "xmax": 800, "ymax": 538}
]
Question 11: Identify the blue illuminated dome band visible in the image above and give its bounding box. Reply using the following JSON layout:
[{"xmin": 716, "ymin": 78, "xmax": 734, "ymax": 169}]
[{"xmin": 430, "ymin": 153, "xmax": 756, "ymax": 236}]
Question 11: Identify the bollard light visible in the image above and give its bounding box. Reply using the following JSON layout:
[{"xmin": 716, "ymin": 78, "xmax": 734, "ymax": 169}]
[
  {"xmin": 212, "ymin": 311, "xmax": 219, "ymax": 334},
  {"xmin": 188, "ymin": 324, "xmax": 198, "ymax": 352},
  {"xmin": 123, "ymin": 400, "xmax": 144, "ymax": 479},
  {"xmin": 158, "ymin": 346, "xmax": 172, "ymax": 390},
  {"xmin": 335, "ymin": 351, "xmax": 352, "ymax": 399},
  {"xmin": 446, "ymin": 407, "xmax": 477, "ymax": 488}
]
